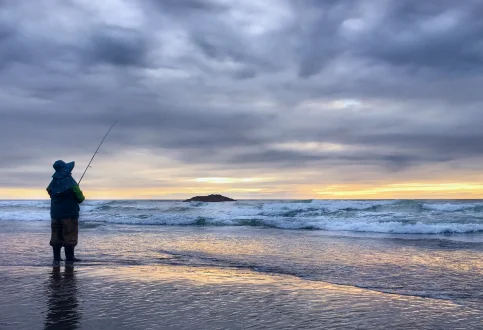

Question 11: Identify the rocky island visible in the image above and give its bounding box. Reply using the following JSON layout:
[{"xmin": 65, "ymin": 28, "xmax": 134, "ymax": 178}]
[{"xmin": 183, "ymin": 194, "xmax": 236, "ymax": 202}]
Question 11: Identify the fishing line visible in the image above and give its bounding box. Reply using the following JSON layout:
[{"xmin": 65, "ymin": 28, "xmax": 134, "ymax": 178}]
[{"xmin": 78, "ymin": 121, "xmax": 117, "ymax": 184}]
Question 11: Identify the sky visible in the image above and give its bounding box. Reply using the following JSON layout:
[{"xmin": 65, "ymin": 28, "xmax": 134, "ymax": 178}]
[{"xmin": 1, "ymin": 0, "xmax": 483, "ymax": 199}]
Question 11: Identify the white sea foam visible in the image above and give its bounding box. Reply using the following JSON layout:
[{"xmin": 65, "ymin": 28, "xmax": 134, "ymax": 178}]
[
  {"xmin": 0, "ymin": 200, "xmax": 50, "ymax": 208},
  {"xmin": 2, "ymin": 199, "xmax": 483, "ymax": 234},
  {"xmin": 422, "ymin": 202, "xmax": 482, "ymax": 212}
]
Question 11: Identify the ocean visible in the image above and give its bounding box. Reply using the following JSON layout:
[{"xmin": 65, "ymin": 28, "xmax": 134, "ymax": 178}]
[
  {"xmin": 1, "ymin": 199, "xmax": 483, "ymax": 329},
  {"xmin": 4, "ymin": 199, "xmax": 483, "ymax": 234}
]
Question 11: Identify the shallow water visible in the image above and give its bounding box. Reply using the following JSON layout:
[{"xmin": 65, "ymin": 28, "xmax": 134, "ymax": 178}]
[{"xmin": 1, "ymin": 221, "xmax": 483, "ymax": 329}]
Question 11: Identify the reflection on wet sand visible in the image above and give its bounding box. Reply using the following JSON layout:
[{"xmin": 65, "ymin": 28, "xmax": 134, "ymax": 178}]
[
  {"xmin": 44, "ymin": 263, "xmax": 80, "ymax": 330},
  {"xmin": 2, "ymin": 223, "xmax": 483, "ymax": 329}
]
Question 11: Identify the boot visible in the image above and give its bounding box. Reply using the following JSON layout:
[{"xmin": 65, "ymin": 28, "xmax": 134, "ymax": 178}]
[
  {"xmin": 65, "ymin": 245, "xmax": 81, "ymax": 262},
  {"xmin": 52, "ymin": 245, "xmax": 63, "ymax": 262}
]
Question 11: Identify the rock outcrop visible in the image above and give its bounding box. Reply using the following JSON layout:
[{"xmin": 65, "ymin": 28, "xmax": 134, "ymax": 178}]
[{"xmin": 183, "ymin": 194, "xmax": 236, "ymax": 202}]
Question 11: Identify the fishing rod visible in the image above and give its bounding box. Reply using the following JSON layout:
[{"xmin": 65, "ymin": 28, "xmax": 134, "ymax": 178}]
[{"xmin": 78, "ymin": 121, "xmax": 117, "ymax": 184}]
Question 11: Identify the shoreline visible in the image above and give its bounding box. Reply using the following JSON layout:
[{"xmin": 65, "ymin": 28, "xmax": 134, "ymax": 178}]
[
  {"xmin": 1, "ymin": 221, "xmax": 483, "ymax": 329},
  {"xmin": 3, "ymin": 263, "xmax": 482, "ymax": 330}
]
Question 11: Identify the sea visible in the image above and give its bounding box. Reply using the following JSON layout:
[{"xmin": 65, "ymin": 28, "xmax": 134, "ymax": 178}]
[
  {"xmin": 1, "ymin": 199, "xmax": 483, "ymax": 329},
  {"xmin": 4, "ymin": 199, "xmax": 483, "ymax": 233}
]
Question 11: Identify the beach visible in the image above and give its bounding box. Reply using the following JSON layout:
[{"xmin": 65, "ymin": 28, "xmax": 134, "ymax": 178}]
[
  {"xmin": 3, "ymin": 0, "xmax": 483, "ymax": 328},
  {"xmin": 1, "ymin": 200, "xmax": 483, "ymax": 329}
]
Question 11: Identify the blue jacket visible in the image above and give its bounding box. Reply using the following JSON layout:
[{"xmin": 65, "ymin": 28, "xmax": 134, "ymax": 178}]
[{"xmin": 48, "ymin": 185, "xmax": 85, "ymax": 219}]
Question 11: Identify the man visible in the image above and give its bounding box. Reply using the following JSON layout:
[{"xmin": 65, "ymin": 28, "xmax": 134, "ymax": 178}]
[{"xmin": 47, "ymin": 160, "xmax": 85, "ymax": 262}]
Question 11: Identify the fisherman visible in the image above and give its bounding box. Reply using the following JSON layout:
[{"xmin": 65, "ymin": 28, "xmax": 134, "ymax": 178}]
[{"xmin": 47, "ymin": 160, "xmax": 85, "ymax": 262}]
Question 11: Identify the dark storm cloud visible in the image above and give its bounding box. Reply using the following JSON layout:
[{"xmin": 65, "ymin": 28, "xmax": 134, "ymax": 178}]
[
  {"xmin": 87, "ymin": 26, "xmax": 150, "ymax": 67},
  {"xmin": 214, "ymin": 145, "xmax": 452, "ymax": 172},
  {"xmin": 1, "ymin": 0, "xmax": 483, "ymax": 190},
  {"xmin": 0, "ymin": 19, "xmax": 40, "ymax": 68},
  {"xmin": 150, "ymin": 0, "xmax": 228, "ymax": 14},
  {"xmin": 291, "ymin": 0, "xmax": 350, "ymax": 78},
  {"xmin": 191, "ymin": 33, "xmax": 262, "ymax": 72},
  {"xmin": 355, "ymin": 1, "xmax": 483, "ymax": 72},
  {"xmin": 291, "ymin": 0, "xmax": 483, "ymax": 77}
]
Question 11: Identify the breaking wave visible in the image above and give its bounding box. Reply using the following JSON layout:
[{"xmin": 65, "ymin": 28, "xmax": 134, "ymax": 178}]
[{"xmin": 2, "ymin": 199, "xmax": 483, "ymax": 234}]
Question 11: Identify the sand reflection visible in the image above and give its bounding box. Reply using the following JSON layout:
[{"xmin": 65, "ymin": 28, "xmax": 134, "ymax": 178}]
[{"xmin": 44, "ymin": 263, "xmax": 81, "ymax": 330}]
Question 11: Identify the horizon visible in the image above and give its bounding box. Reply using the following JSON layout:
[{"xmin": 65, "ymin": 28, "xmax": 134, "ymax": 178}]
[
  {"xmin": 3, "ymin": 195, "xmax": 483, "ymax": 201},
  {"xmin": 2, "ymin": 1, "xmax": 483, "ymax": 199},
  {"xmin": 3, "ymin": 199, "xmax": 483, "ymax": 201}
]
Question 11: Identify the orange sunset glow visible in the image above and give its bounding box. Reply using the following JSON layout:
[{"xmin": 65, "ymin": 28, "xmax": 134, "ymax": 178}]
[{"xmin": 3, "ymin": 180, "xmax": 483, "ymax": 200}]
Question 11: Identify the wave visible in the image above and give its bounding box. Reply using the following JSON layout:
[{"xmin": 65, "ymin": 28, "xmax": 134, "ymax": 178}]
[
  {"xmin": 422, "ymin": 203, "xmax": 483, "ymax": 212},
  {"xmin": 2, "ymin": 199, "xmax": 483, "ymax": 234},
  {"xmin": 78, "ymin": 199, "xmax": 483, "ymax": 214},
  {"xmin": 83, "ymin": 216, "xmax": 483, "ymax": 234}
]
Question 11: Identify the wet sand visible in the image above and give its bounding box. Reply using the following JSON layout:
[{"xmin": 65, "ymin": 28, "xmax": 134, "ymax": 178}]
[
  {"xmin": 1, "ymin": 221, "xmax": 483, "ymax": 329},
  {"xmin": 3, "ymin": 264, "xmax": 483, "ymax": 330}
]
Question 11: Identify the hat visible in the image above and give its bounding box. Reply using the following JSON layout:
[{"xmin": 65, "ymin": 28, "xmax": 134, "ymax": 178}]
[{"xmin": 52, "ymin": 160, "xmax": 75, "ymax": 179}]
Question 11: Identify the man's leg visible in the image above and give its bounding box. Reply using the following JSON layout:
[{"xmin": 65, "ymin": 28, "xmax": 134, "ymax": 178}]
[
  {"xmin": 62, "ymin": 218, "xmax": 81, "ymax": 262},
  {"xmin": 50, "ymin": 219, "xmax": 64, "ymax": 261}
]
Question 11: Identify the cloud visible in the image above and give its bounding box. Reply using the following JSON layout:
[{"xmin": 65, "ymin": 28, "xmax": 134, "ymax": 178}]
[
  {"xmin": 290, "ymin": 0, "xmax": 483, "ymax": 77},
  {"xmin": 86, "ymin": 25, "xmax": 150, "ymax": 67},
  {"xmin": 1, "ymin": 0, "xmax": 483, "ymax": 197},
  {"xmin": 149, "ymin": 0, "xmax": 228, "ymax": 14},
  {"xmin": 353, "ymin": 1, "xmax": 483, "ymax": 73}
]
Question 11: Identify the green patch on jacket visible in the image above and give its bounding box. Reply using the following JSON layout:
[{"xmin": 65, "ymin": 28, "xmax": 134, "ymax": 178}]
[{"xmin": 72, "ymin": 185, "xmax": 85, "ymax": 203}]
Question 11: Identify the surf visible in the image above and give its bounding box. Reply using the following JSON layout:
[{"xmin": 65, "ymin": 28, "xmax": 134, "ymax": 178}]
[{"xmin": 3, "ymin": 199, "xmax": 483, "ymax": 234}]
